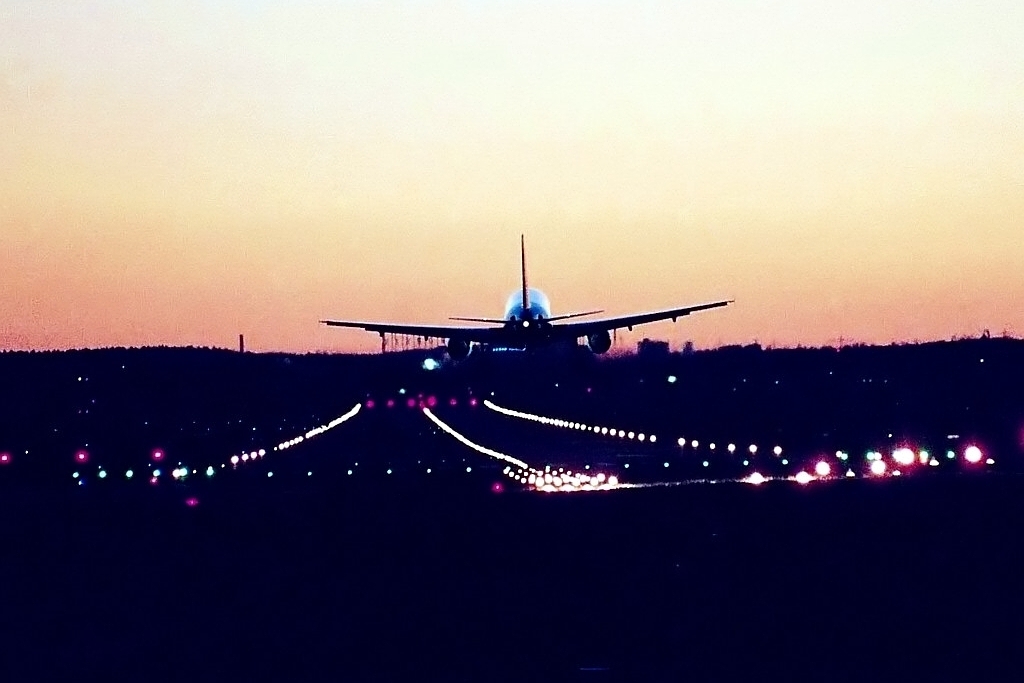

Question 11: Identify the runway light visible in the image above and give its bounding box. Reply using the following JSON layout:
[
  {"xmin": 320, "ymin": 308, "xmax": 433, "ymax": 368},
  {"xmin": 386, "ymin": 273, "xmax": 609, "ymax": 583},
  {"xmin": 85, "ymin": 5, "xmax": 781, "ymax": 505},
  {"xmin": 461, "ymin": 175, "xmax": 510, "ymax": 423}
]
[
  {"xmin": 677, "ymin": 438, "xmax": 686, "ymax": 447},
  {"xmin": 422, "ymin": 358, "xmax": 440, "ymax": 371},
  {"xmin": 773, "ymin": 446, "xmax": 783, "ymax": 456},
  {"xmin": 846, "ymin": 469, "xmax": 856, "ymax": 478},
  {"xmin": 347, "ymin": 469, "xmax": 353, "ymax": 475},
  {"xmin": 745, "ymin": 472, "xmax": 766, "ymax": 485},
  {"xmin": 667, "ymin": 375, "xmax": 677, "ymax": 383},
  {"xmin": 206, "ymin": 466, "xmax": 215, "ymax": 477},
  {"xmin": 125, "ymin": 469, "xmax": 133, "ymax": 479},
  {"xmin": 749, "ymin": 445, "xmax": 757, "ymax": 455},
  {"xmin": 0, "ymin": 453, "xmax": 10, "ymax": 465},
  {"xmin": 365, "ymin": 399, "xmax": 375, "ymax": 409},
  {"xmin": 151, "ymin": 449, "xmax": 164, "ymax": 462},
  {"xmin": 728, "ymin": 444, "xmax": 736, "ymax": 453},
  {"xmin": 965, "ymin": 446, "xmax": 983, "ymax": 464},
  {"xmin": 230, "ymin": 455, "xmax": 239, "ymax": 465},
  {"xmin": 649, "ymin": 435, "xmax": 657, "ymax": 443},
  {"xmin": 986, "ymin": 458, "xmax": 995, "ymax": 465},
  {"xmin": 815, "ymin": 461, "xmax": 831, "ymax": 477},
  {"xmin": 870, "ymin": 460, "xmax": 886, "ymax": 476},
  {"xmin": 98, "ymin": 470, "xmax": 107, "ymax": 479},
  {"xmin": 794, "ymin": 471, "xmax": 813, "ymax": 485},
  {"xmin": 702, "ymin": 461, "xmax": 709, "ymax": 467},
  {"xmin": 185, "ymin": 497, "xmax": 199, "ymax": 508},
  {"xmin": 75, "ymin": 450, "xmax": 89, "ymax": 463}
]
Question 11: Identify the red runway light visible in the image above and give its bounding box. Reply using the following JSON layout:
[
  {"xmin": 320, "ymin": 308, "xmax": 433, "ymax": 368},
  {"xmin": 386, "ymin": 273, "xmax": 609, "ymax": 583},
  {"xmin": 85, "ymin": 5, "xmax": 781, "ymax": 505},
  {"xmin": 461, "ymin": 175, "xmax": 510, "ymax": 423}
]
[
  {"xmin": 75, "ymin": 450, "xmax": 89, "ymax": 463},
  {"xmin": 0, "ymin": 452, "xmax": 10, "ymax": 465},
  {"xmin": 185, "ymin": 497, "xmax": 199, "ymax": 507},
  {"xmin": 491, "ymin": 482, "xmax": 504, "ymax": 494},
  {"xmin": 469, "ymin": 398, "xmax": 479, "ymax": 407},
  {"xmin": 386, "ymin": 399, "xmax": 395, "ymax": 408},
  {"xmin": 449, "ymin": 397, "xmax": 458, "ymax": 406},
  {"xmin": 365, "ymin": 399, "xmax": 375, "ymax": 409},
  {"xmin": 426, "ymin": 396, "xmax": 438, "ymax": 408},
  {"xmin": 151, "ymin": 449, "xmax": 165, "ymax": 462},
  {"xmin": 406, "ymin": 398, "xmax": 416, "ymax": 408}
]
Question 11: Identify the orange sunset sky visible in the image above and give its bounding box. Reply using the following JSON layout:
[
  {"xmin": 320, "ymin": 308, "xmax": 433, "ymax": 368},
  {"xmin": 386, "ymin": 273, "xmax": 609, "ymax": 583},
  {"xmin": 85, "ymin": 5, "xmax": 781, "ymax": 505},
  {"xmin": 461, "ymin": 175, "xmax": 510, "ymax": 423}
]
[{"xmin": 2, "ymin": 2, "xmax": 1022, "ymax": 353}]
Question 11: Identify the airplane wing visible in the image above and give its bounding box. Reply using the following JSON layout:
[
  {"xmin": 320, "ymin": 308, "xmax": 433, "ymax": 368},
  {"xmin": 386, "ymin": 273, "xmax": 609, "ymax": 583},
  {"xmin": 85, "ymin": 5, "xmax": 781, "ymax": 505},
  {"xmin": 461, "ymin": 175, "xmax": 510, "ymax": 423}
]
[
  {"xmin": 551, "ymin": 300, "xmax": 734, "ymax": 337},
  {"xmin": 320, "ymin": 319, "xmax": 506, "ymax": 343}
]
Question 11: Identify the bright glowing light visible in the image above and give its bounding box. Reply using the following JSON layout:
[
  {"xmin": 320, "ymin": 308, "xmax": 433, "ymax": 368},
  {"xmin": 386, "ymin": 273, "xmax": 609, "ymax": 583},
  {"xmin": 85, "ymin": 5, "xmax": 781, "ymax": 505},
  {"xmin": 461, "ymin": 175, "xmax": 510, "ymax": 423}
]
[
  {"xmin": 607, "ymin": 476, "xmax": 619, "ymax": 486},
  {"xmin": 794, "ymin": 471, "xmax": 813, "ymax": 485},
  {"xmin": 893, "ymin": 448, "xmax": 916, "ymax": 466},
  {"xmin": 75, "ymin": 451, "xmax": 89, "ymax": 463},
  {"xmin": 637, "ymin": 433, "xmax": 645, "ymax": 442},
  {"xmin": 709, "ymin": 443, "xmax": 716, "ymax": 450},
  {"xmin": 664, "ymin": 462, "xmax": 670, "ymax": 468},
  {"xmin": 595, "ymin": 473, "xmax": 606, "ymax": 483},
  {"xmin": 965, "ymin": 446, "xmax": 983, "ymax": 463},
  {"xmin": 98, "ymin": 470, "xmax": 107, "ymax": 479},
  {"xmin": 667, "ymin": 375, "xmax": 677, "ymax": 383},
  {"xmin": 692, "ymin": 440, "xmax": 699, "ymax": 448},
  {"xmin": 846, "ymin": 469, "xmax": 856, "ymax": 478},
  {"xmin": 702, "ymin": 461, "xmax": 709, "ymax": 467},
  {"xmin": 151, "ymin": 449, "xmax": 164, "ymax": 462},
  {"xmin": 728, "ymin": 444, "xmax": 736, "ymax": 453},
  {"xmin": 125, "ymin": 469, "xmax": 133, "ymax": 479},
  {"xmin": 601, "ymin": 427, "xmax": 609, "ymax": 435},
  {"xmin": 72, "ymin": 472, "xmax": 80, "ymax": 479},
  {"xmin": 206, "ymin": 466, "xmax": 215, "ymax": 477},
  {"xmin": 815, "ymin": 461, "xmax": 831, "ymax": 477},
  {"xmin": 677, "ymin": 438, "xmax": 686, "ymax": 447},
  {"xmin": 241, "ymin": 454, "xmax": 249, "ymax": 462},
  {"xmin": 749, "ymin": 445, "xmax": 757, "ymax": 455},
  {"xmin": 745, "ymin": 472, "xmax": 766, "ymax": 485},
  {"xmin": 986, "ymin": 458, "xmax": 995, "ymax": 465},
  {"xmin": 422, "ymin": 358, "xmax": 440, "ymax": 371},
  {"xmin": 649, "ymin": 436, "xmax": 656, "ymax": 443},
  {"xmin": 919, "ymin": 450, "xmax": 929, "ymax": 465},
  {"xmin": 185, "ymin": 497, "xmax": 199, "ymax": 508},
  {"xmin": 466, "ymin": 467, "xmax": 472, "ymax": 473},
  {"xmin": 627, "ymin": 432, "xmax": 635, "ymax": 440},
  {"xmin": 230, "ymin": 455, "xmax": 239, "ymax": 465},
  {"xmin": 347, "ymin": 469, "xmax": 353, "ymax": 475},
  {"xmin": 773, "ymin": 446, "xmax": 783, "ymax": 456},
  {"xmin": 364, "ymin": 399, "xmax": 375, "ymax": 409},
  {"xmin": 0, "ymin": 453, "xmax": 10, "ymax": 464},
  {"xmin": 153, "ymin": 469, "xmax": 161, "ymax": 477},
  {"xmin": 870, "ymin": 460, "xmax": 887, "ymax": 476}
]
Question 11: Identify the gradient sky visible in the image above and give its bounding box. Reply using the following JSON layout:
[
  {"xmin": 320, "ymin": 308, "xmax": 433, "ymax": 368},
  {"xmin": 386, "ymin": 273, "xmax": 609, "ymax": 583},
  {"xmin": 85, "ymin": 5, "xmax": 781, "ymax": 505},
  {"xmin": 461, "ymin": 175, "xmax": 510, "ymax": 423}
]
[{"xmin": 2, "ymin": 1, "xmax": 1022, "ymax": 353}]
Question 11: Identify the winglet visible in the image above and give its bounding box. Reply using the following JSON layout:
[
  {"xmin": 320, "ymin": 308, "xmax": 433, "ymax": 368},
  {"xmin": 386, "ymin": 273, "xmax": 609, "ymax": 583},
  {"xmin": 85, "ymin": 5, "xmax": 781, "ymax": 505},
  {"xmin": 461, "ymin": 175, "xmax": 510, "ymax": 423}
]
[{"xmin": 520, "ymin": 234, "xmax": 529, "ymax": 314}]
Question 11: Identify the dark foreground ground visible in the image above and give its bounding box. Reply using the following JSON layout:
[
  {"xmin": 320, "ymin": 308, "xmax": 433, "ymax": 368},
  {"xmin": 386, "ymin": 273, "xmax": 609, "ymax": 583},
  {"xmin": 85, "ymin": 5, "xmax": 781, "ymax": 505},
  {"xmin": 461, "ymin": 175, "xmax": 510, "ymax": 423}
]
[{"xmin": 3, "ymin": 473, "xmax": 1023, "ymax": 682}]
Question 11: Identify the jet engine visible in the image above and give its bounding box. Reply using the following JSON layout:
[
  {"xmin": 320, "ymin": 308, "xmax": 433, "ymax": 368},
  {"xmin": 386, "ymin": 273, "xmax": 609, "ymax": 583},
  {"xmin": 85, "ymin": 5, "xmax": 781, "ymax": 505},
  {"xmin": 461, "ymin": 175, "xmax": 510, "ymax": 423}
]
[
  {"xmin": 586, "ymin": 330, "xmax": 612, "ymax": 354},
  {"xmin": 446, "ymin": 338, "xmax": 472, "ymax": 360}
]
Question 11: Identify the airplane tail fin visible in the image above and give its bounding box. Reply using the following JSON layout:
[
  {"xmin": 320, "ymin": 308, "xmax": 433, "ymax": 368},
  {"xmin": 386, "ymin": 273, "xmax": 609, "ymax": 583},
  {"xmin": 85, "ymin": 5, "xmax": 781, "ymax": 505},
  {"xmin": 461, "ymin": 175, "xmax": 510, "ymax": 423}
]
[{"xmin": 521, "ymin": 234, "xmax": 529, "ymax": 312}]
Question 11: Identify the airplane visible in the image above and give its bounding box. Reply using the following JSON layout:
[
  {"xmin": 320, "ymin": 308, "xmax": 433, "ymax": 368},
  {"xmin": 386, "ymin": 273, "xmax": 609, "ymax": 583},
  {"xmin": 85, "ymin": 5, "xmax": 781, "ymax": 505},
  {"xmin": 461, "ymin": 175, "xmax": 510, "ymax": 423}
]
[{"xmin": 321, "ymin": 236, "xmax": 732, "ymax": 360}]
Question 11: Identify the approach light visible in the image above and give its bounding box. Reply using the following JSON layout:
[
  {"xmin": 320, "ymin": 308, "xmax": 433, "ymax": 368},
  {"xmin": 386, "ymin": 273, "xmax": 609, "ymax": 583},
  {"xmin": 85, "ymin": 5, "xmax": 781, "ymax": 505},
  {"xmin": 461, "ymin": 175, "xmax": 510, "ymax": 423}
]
[
  {"xmin": 815, "ymin": 461, "xmax": 831, "ymax": 477},
  {"xmin": 794, "ymin": 471, "xmax": 812, "ymax": 485},
  {"xmin": 965, "ymin": 446, "xmax": 983, "ymax": 464},
  {"xmin": 893, "ymin": 448, "xmax": 916, "ymax": 466},
  {"xmin": 870, "ymin": 460, "xmax": 886, "ymax": 476}
]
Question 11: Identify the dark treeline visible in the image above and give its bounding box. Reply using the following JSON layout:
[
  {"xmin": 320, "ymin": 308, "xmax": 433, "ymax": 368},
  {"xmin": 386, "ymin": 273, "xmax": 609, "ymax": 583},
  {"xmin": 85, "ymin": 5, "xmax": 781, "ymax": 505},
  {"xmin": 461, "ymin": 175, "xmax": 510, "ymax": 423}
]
[{"xmin": 1, "ymin": 337, "xmax": 1022, "ymax": 478}]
